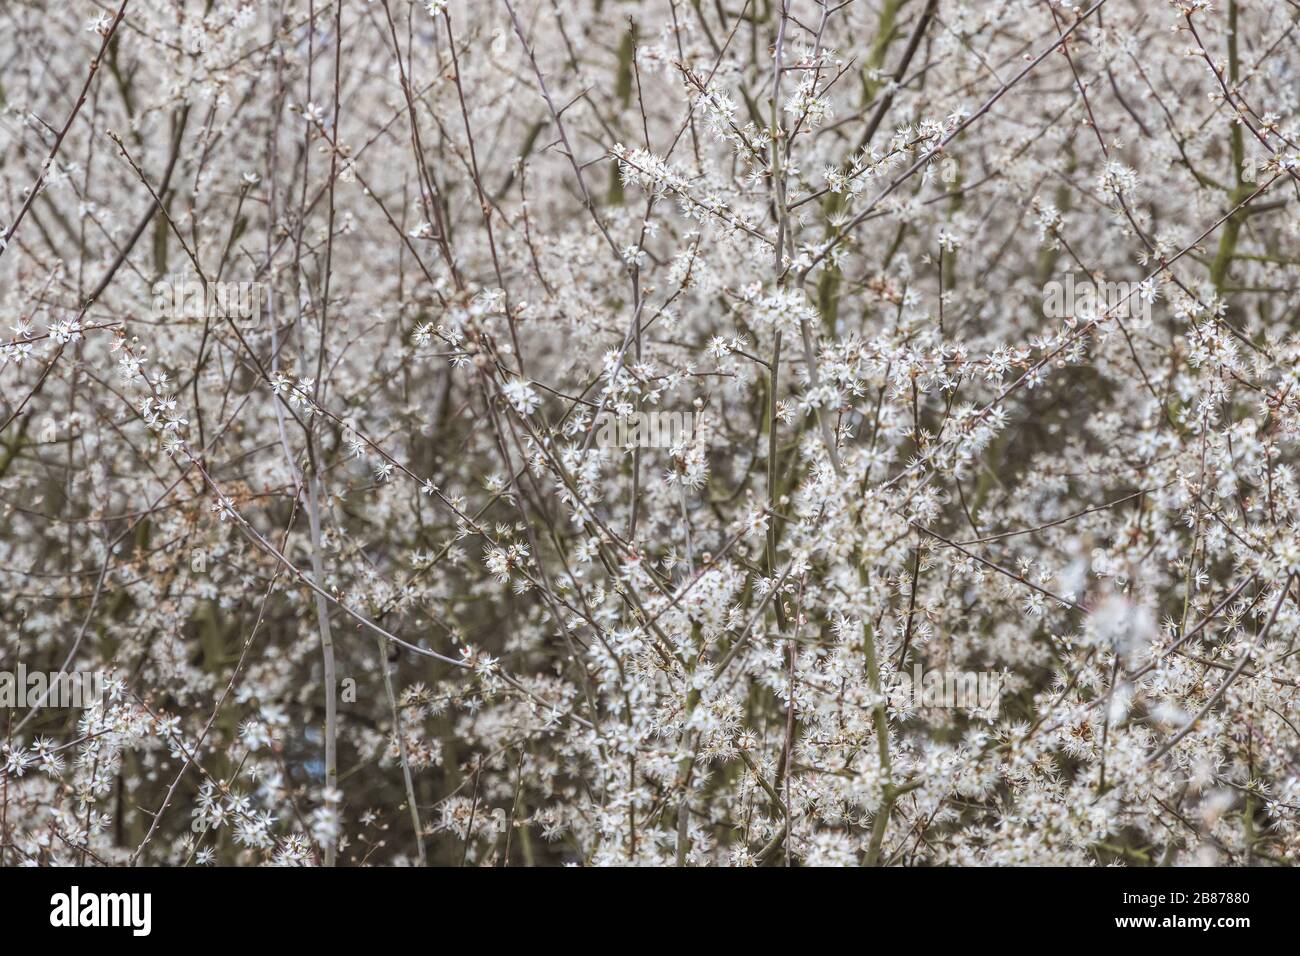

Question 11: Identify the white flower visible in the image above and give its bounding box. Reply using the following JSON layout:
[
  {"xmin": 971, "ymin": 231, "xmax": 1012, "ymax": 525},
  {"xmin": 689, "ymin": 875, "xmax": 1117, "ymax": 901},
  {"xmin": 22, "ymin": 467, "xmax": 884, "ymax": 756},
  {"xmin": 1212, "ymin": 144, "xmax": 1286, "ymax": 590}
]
[{"xmin": 503, "ymin": 379, "xmax": 540, "ymax": 416}]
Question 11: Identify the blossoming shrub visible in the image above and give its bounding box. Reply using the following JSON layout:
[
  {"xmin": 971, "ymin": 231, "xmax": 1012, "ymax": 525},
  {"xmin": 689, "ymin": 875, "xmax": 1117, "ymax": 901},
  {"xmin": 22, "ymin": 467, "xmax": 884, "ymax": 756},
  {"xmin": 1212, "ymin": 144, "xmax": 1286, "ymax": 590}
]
[{"xmin": 1, "ymin": 0, "xmax": 1298, "ymax": 866}]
